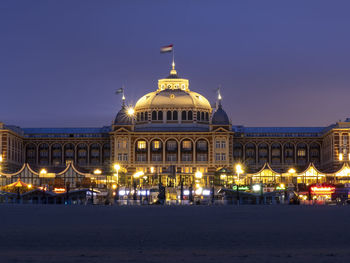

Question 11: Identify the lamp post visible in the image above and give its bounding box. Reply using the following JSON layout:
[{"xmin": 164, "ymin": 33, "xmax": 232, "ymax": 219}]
[
  {"xmin": 92, "ymin": 169, "xmax": 102, "ymax": 204},
  {"xmin": 133, "ymin": 171, "xmax": 144, "ymax": 202},
  {"xmin": 113, "ymin": 164, "xmax": 121, "ymax": 204},
  {"xmin": 0, "ymin": 154, "xmax": 3, "ymax": 174},
  {"xmin": 195, "ymin": 171, "xmax": 203, "ymax": 203},
  {"xmin": 288, "ymin": 168, "xmax": 297, "ymax": 192},
  {"xmin": 235, "ymin": 164, "xmax": 244, "ymax": 205},
  {"xmin": 40, "ymin": 169, "xmax": 47, "ymax": 204}
]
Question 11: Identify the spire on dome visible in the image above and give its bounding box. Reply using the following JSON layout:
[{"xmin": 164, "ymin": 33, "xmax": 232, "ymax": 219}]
[
  {"xmin": 216, "ymin": 86, "xmax": 222, "ymax": 109},
  {"xmin": 170, "ymin": 51, "xmax": 177, "ymax": 75}
]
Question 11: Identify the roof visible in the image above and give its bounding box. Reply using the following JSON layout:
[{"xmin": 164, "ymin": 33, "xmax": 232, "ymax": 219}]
[
  {"xmin": 135, "ymin": 126, "xmax": 210, "ymax": 132},
  {"xmin": 134, "ymin": 89, "xmax": 212, "ymax": 111},
  {"xmin": 233, "ymin": 126, "xmax": 325, "ymax": 137},
  {"xmin": 22, "ymin": 127, "xmax": 111, "ymax": 134},
  {"xmin": 212, "ymin": 104, "xmax": 229, "ymax": 125}
]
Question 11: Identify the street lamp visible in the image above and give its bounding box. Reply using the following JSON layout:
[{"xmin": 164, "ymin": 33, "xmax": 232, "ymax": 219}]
[
  {"xmin": 235, "ymin": 164, "xmax": 244, "ymax": 205},
  {"xmin": 91, "ymin": 169, "xmax": 102, "ymax": 204},
  {"xmin": 39, "ymin": 169, "xmax": 47, "ymax": 204},
  {"xmin": 288, "ymin": 168, "xmax": 297, "ymax": 192},
  {"xmin": 133, "ymin": 171, "xmax": 144, "ymax": 201},
  {"xmin": 235, "ymin": 164, "xmax": 244, "ymax": 185}
]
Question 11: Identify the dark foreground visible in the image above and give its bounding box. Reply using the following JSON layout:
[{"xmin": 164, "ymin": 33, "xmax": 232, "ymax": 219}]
[{"xmin": 0, "ymin": 205, "xmax": 349, "ymax": 263}]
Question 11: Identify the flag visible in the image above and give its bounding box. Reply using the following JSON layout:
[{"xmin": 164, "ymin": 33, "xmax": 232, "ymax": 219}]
[
  {"xmin": 116, "ymin": 88, "xmax": 123, "ymax": 94},
  {"xmin": 160, "ymin": 44, "xmax": 173, "ymax": 53}
]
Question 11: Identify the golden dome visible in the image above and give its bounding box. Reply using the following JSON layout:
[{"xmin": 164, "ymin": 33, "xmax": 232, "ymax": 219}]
[
  {"xmin": 134, "ymin": 65, "xmax": 212, "ymax": 113},
  {"xmin": 134, "ymin": 89, "xmax": 212, "ymax": 111}
]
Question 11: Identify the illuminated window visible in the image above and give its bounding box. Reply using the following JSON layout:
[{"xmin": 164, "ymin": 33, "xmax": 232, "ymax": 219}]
[
  {"xmin": 182, "ymin": 140, "xmax": 192, "ymax": 149},
  {"xmin": 216, "ymin": 141, "xmax": 220, "ymax": 148},
  {"xmin": 123, "ymin": 154, "xmax": 128, "ymax": 161},
  {"xmin": 118, "ymin": 153, "xmax": 122, "ymax": 161},
  {"xmin": 182, "ymin": 167, "xmax": 192, "ymax": 173},
  {"xmin": 137, "ymin": 141, "xmax": 146, "ymax": 150},
  {"xmin": 297, "ymin": 149, "xmax": 306, "ymax": 157},
  {"xmin": 153, "ymin": 141, "xmax": 161, "ymax": 150}
]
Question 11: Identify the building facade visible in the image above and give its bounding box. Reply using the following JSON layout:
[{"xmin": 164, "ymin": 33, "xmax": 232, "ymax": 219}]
[{"xmin": 1, "ymin": 64, "xmax": 350, "ymax": 187}]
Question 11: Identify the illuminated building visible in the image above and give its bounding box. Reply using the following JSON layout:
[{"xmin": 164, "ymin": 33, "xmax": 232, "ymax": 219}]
[{"xmin": 1, "ymin": 63, "xmax": 350, "ymax": 188}]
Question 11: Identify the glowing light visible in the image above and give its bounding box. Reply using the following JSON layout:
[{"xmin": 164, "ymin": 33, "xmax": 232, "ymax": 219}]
[
  {"xmin": 127, "ymin": 107, "xmax": 135, "ymax": 116},
  {"xmin": 0, "ymin": 155, "xmax": 2, "ymax": 162},
  {"xmin": 220, "ymin": 174, "xmax": 227, "ymax": 180},
  {"xmin": 339, "ymin": 153, "xmax": 343, "ymax": 161},
  {"xmin": 183, "ymin": 190, "xmax": 190, "ymax": 196},
  {"xmin": 133, "ymin": 171, "xmax": 144, "ymax": 178},
  {"xmin": 112, "ymin": 184, "xmax": 117, "ymax": 189},
  {"xmin": 114, "ymin": 164, "xmax": 120, "ymax": 171},
  {"xmin": 235, "ymin": 164, "xmax": 244, "ymax": 175},
  {"xmin": 195, "ymin": 171, "xmax": 203, "ymax": 179},
  {"xmin": 202, "ymin": 189, "xmax": 211, "ymax": 196},
  {"xmin": 93, "ymin": 169, "xmax": 102, "ymax": 175},
  {"xmin": 28, "ymin": 184, "xmax": 32, "ymax": 189},
  {"xmin": 195, "ymin": 187, "xmax": 203, "ymax": 195},
  {"xmin": 252, "ymin": 184, "xmax": 261, "ymax": 192},
  {"xmin": 288, "ymin": 168, "xmax": 296, "ymax": 174},
  {"xmin": 53, "ymin": 188, "xmax": 66, "ymax": 193},
  {"xmin": 310, "ymin": 186, "xmax": 335, "ymax": 194},
  {"xmin": 40, "ymin": 169, "xmax": 47, "ymax": 175},
  {"xmin": 150, "ymin": 167, "xmax": 155, "ymax": 173}
]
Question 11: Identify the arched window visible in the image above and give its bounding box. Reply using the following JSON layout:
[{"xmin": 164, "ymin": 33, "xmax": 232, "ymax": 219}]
[
  {"xmin": 297, "ymin": 143, "xmax": 308, "ymax": 165},
  {"xmin": 167, "ymin": 111, "xmax": 172, "ymax": 121},
  {"xmin": 197, "ymin": 111, "xmax": 201, "ymax": 121},
  {"xmin": 205, "ymin": 112, "xmax": 209, "ymax": 121},
  {"xmin": 51, "ymin": 143, "xmax": 62, "ymax": 166},
  {"xmin": 39, "ymin": 143, "xmax": 49, "ymax": 165},
  {"xmin": 77, "ymin": 144, "xmax": 88, "ymax": 165},
  {"xmin": 90, "ymin": 143, "xmax": 101, "ymax": 165},
  {"xmin": 64, "ymin": 143, "xmax": 75, "ymax": 162},
  {"xmin": 310, "ymin": 143, "xmax": 320, "ymax": 164},
  {"xmin": 245, "ymin": 143, "xmax": 256, "ymax": 164},
  {"xmin": 173, "ymin": 111, "xmax": 178, "ymax": 120},
  {"xmin": 258, "ymin": 143, "xmax": 269, "ymax": 164},
  {"xmin": 140, "ymin": 112, "xmax": 144, "ymax": 121},
  {"xmin": 188, "ymin": 111, "xmax": 193, "ymax": 120},
  {"xmin": 233, "ymin": 143, "xmax": 243, "ymax": 161},
  {"xmin": 152, "ymin": 111, "xmax": 157, "ymax": 120},
  {"xmin": 137, "ymin": 113, "xmax": 140, "ymax": 122},
  {"xmin": 201, "ymin": 112, "xmax": 205, "ymax": 121},
  {"xmin": 158, "ymin": 111, "xmax": 163, "ymax": 120},
  {"xmin": 284, "ymin": 143, "xmax": 295, "ymax": 164},
  {"xmin": 182, "ymin": 111, "xmax": 187, "ymax": 121},
  {"xmin": 271, "ymin": 143, "xmax": 282, "ymax": 164},
  {"xmin": 26, "ymin": 144, "xmax": 36, "ymax": 164}
]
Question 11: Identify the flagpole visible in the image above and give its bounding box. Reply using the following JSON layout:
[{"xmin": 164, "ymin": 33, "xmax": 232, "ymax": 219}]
[{"xmin": 172, "ymin": 45, "xmax": 175, "ymax": 69}]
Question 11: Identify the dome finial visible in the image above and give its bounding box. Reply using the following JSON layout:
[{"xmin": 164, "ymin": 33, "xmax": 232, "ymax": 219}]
[
  {"xmin": 217, "ymin": 86, "xmax": 222, "ymax": 108},
  {"xmin": 170, "ymin": 49, "xmax": 177, "ymax": 75}
]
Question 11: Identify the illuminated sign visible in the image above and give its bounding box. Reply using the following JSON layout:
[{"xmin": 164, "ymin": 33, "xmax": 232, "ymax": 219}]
[
  {"xmin": 310, "ymin": 186, "xmax": 335, "ymax": 195},
  {"xmin": 53, "ymin": 188, "xmax": 66, "ymax": 193},
  {"xmin": 232, "ymin": 185, "xmax": 250, "ymax": 191}
]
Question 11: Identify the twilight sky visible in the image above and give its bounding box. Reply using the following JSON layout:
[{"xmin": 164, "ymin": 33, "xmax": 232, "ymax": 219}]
[{"xmin": 1, "ymin": 0, "xmax": 350, "ymax": 128}]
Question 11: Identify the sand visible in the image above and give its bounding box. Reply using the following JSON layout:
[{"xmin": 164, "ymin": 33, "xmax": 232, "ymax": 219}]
[{"xmin": 0, "ymin": 204, "xmax": 349, "ymax": 263}]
